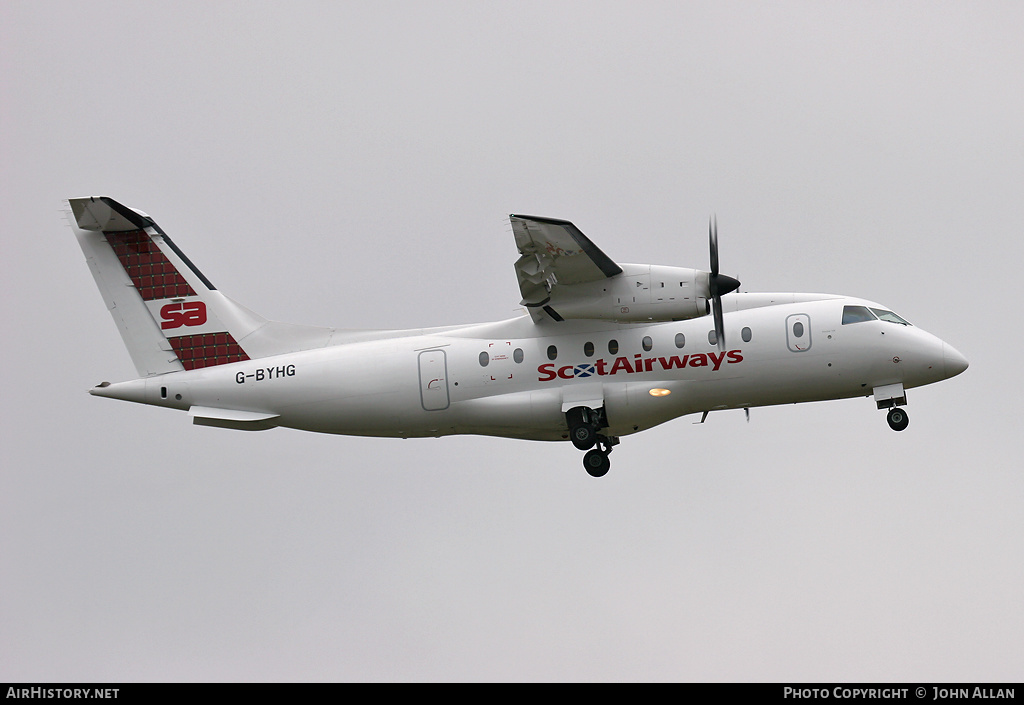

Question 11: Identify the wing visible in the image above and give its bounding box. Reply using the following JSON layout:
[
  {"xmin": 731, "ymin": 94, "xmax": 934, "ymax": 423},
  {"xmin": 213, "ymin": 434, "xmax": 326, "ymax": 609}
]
[{"xmin": 510, "ymin": 214, "xmax": 623, "ymax": 322}]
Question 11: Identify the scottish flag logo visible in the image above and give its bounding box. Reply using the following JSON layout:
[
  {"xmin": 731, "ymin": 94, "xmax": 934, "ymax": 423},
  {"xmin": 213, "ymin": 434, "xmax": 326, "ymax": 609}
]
[{"xmin": 574, "ymin": 364, "xmax": 596, "ymax": 378}]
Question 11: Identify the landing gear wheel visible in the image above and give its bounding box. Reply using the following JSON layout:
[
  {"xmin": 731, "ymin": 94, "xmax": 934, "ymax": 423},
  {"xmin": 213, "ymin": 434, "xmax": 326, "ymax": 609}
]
[
  {"xmin": 570, "ymin": 423, "xmax": 598, "ymax": 450},
  {"xmin": 567, "ymin": 406, "xmax": 601, "ymax": 450},
  {"xmin": 583, "ymin": 448, "xmax": 610, "ymax": 477},
  {"xmin": 887, "ymin": 407, "xmax": 909, "ymax": 432}
]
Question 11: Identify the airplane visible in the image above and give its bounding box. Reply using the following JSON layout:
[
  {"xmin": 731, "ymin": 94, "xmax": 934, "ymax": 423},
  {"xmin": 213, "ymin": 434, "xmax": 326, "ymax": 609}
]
[{"xmin": 66, "ymin": 196, "xmax": 968, "ymax": 477}]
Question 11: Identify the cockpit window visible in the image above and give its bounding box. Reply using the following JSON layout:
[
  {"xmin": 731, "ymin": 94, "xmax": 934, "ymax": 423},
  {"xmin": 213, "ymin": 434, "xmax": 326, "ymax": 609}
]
[
  {"xmin": 842, "ymin": 306, "xmax": 877, "ymax": 325},
  {"xmin": 843, "ymin": 305, "xmax": 912, "ymax": 326},
  {"xmin": 870, "ymin": 308, "xmax": 912, "ymax": 326}
]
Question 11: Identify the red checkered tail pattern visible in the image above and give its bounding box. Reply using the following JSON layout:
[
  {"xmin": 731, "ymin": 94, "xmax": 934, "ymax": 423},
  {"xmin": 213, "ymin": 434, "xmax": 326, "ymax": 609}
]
[{"xmin": 67, "ymin": 197, "xmax": 266, "ymax": 377}]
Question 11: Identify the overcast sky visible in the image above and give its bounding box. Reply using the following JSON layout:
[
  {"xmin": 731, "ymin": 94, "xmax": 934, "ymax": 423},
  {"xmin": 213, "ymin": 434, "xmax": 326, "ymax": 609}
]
[{"xmin": 2, "ymin": 1, "xmax": 1022, "ymax": 682}]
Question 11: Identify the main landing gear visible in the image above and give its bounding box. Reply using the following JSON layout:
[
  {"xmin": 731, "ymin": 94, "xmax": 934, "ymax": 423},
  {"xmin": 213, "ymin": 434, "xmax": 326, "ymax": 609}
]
[
  {"xmin": 566, "ymin": 406, "xmax": 619, "ymax": 477},
  {"xmin": 886, "ymin": 407, "xmax": 909, "ymax": 432}
]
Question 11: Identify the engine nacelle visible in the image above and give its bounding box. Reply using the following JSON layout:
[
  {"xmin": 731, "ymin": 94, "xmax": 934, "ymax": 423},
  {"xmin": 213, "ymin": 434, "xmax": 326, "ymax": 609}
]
[{"xmin": 546, "ymin": 264, "xmax": 710, "ymax": 323}]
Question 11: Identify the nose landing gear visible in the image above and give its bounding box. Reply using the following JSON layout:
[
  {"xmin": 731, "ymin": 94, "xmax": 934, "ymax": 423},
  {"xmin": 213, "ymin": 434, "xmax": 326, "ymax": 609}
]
[
  {"xmin": 567, "ymin": 406, "xmax": 619, "ymax": 476},
  {"xmin": 874, "ymin": 384, "xmax": 909, "ymax": 432}
]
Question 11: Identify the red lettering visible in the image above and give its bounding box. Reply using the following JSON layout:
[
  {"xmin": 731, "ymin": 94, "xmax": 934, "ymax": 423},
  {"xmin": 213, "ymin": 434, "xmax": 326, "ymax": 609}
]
[
  {"xmin": 537, "ymin": 349, "xmax": 744, "ymax": 382},
  {"xmin": 160, "ymin": 301, "xmax": 207, "ymax": 330},
  {"xmin": 657, "ymin": 355, "xmax": 688, "ymax": 369},
  {"xmin": 609, "ymin": 357, "xmax": 634, "ymax": 374}
]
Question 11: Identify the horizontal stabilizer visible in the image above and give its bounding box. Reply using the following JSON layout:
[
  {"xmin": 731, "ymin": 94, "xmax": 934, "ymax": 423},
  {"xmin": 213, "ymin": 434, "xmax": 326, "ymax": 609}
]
[{"xmin": 70, "ymin": 196, "xmax": 155, "ymax": 233}]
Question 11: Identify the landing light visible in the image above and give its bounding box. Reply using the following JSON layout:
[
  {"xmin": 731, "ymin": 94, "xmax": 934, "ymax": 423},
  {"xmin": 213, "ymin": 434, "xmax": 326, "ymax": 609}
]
[{"xmin": 649, "ymin": 388, "xmax": 671, "ymax": 397}]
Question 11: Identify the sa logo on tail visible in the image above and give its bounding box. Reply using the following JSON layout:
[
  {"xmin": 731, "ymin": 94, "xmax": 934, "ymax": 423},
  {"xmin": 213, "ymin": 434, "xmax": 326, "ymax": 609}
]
[{"xmin": 160, "ymin": 301, "xmax": 207, "ymax": 330}]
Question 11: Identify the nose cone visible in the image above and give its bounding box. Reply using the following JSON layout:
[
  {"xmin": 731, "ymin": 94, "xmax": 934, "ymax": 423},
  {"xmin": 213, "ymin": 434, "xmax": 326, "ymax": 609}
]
[
  {"xmin": 711, "ymin": 273, "xmax": 741, "ymax": 296},
  {"xmin": 943, "ymin": 343, "xmax": 969, "ymax": 379}
]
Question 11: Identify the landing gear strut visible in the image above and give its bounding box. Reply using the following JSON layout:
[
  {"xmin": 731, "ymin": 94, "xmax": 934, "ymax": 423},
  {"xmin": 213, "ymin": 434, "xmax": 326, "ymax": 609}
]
[{"xmin": 567, "ymin": 406, "xmax": 618, "ymax": 477}]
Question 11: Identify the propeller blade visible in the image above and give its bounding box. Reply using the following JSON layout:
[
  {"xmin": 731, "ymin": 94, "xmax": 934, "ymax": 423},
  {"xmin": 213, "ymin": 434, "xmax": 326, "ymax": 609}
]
[
  {"xmin": 707, "ymin": 215, "xmax": 740, "ymax": 351},
  {"xmin": 709, "ymin": 215, "xmax": 719, "ymax": 277},
  {"xmin": 712, "ymin": 294, "xmax": 726, "ymax": 350}
]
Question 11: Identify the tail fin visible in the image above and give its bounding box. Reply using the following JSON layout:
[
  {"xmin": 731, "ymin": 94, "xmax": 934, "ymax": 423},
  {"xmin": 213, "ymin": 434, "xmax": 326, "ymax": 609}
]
[{"xmin": 68, "ymin": 196, "xmax": 265, "ymax": 377}]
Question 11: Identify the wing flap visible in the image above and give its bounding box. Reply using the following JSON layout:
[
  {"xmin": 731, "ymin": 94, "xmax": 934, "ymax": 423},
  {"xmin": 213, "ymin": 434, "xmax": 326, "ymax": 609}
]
[
  {"xmin": 510, "ymin": 215, "xmax": 623, "ymax": 322},
  {"xmin": 511, "ymin": 215, "xmax": 621, "ymax": 285}
]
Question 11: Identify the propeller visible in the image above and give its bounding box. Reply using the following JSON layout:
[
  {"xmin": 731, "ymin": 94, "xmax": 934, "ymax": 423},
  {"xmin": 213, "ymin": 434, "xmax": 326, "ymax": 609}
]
[{"xmin": 708, "ymin": 215, "xmax": 741, "ymax": 350}]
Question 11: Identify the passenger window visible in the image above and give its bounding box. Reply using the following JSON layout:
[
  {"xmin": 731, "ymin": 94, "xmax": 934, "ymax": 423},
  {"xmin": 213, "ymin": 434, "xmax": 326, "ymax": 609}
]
[
  {"xmin": 793, "ymin": 321, "xmax": 804, "ymax": 338},
  {"xmin": 708, "ymin": 330, "xmax": 717, "ymax": 346},
  {"xmin": 547, "ymin": 345, "xmax": 558, "ymax": 361},
  {"xmin": 479, "ymin": 351, "xmax": 489, "ymax": 367},
  {"xmin": 742, "ymin": 327, "xmax": 752, "ymax": 342},
  {"xmin": 842, "ymin": 305, "xmax": 876, "ymax": 325},
  {"xmin": 608, "ymin": 339, "xmax": 619, "ymax": 355},
  {"xmin": 642, "ymin": 336, "xmax": 653, "ymax": 352},
  {"xmin": 513, "ymin": 348, "xmax": 524, "ymax": 364},
  {"xmin": 584, "ymin": 341, "xmax": 594, "ymax": 357},
  {"xmin": 674, "ymin": 333, "xmax": 685, "ymax": 349}
]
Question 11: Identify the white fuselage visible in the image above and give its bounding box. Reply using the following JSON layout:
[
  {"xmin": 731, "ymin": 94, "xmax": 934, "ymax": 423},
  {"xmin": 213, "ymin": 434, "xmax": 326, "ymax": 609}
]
[{"xmin": 92, "ymin": 294, "xmax": 966, "ymax": 442}]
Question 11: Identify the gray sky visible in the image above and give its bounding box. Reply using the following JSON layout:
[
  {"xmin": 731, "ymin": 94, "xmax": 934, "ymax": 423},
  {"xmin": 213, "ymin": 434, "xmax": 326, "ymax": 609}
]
[{"xmin": 2, "ymin": 0, "xmax": 1022, "ymax": 682}]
